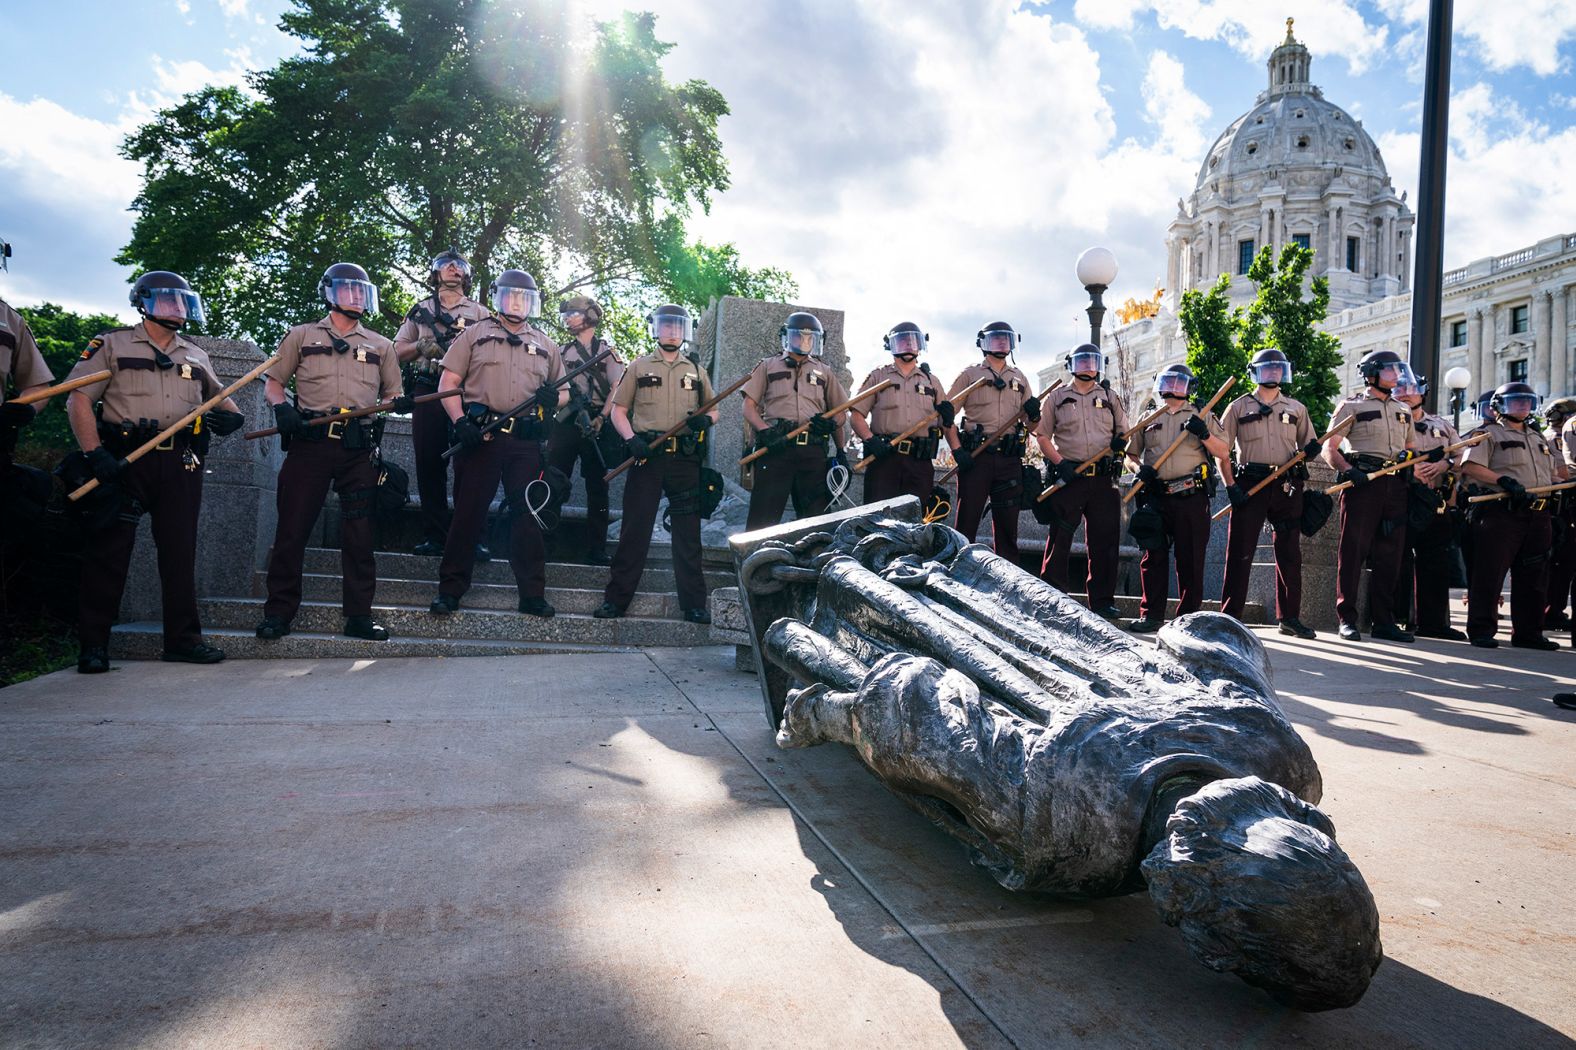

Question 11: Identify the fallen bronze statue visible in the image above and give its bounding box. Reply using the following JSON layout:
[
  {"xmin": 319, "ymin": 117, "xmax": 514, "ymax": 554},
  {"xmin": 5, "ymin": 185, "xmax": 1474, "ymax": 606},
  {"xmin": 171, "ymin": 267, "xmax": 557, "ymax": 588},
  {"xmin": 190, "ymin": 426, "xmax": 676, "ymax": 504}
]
[{"xmin": 731, "ymin": 498, "xmax": 1381, "ymax": 1011}]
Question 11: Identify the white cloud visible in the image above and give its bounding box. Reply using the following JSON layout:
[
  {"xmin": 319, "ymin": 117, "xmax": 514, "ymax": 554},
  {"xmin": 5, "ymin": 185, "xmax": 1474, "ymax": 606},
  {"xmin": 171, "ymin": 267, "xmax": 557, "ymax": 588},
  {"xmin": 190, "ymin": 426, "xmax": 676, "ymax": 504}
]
[
  {"xmin": 1378, "ymin": 82, "xmax": 1576, "ymax": 266},
  {"xmin": 218, "ymin": 0, "xmax": 250, "ymax": 17},
  {"xmin": 1378, "ymin": 0, "xmax": 1576, "ymax": 77},
  {"xmin": 0, "ymin": 94, "xmax": 141, "ymax": 214}
]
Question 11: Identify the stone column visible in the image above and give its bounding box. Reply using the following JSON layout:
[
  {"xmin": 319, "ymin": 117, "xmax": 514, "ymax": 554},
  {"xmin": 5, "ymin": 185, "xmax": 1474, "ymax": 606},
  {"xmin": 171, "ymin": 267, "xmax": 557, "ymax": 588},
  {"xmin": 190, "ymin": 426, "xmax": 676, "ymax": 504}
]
[
  {"xmin": 1476, "ymin": 305, "xmax": 1497, "ymax": 394},
  {"xmin": 1534, "ymin": 287, "xmax": 1554, "ymax": 394},
  {"xmin": 1327, "ymin": 206, "xmax": 1342, "ymax": 268},
  {"xmin": 1166, "ymin": 237, "xmax": 1181, "ymax": 297},
  {"xmin": 1551, "ymin": 284, "xmax": 1570, "ymax": 398},
  {"xmin": 1465, "ymin": 305, "xmax": 1482, "ymax": 395}
]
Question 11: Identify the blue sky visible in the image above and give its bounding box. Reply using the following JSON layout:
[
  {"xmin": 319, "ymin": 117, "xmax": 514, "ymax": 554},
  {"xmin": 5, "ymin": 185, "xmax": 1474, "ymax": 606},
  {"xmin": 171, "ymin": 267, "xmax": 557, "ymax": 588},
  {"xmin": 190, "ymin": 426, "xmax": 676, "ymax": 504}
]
[{"xmin": 2, "ymin": 0, "xmax": 1573, "ymax": 380}]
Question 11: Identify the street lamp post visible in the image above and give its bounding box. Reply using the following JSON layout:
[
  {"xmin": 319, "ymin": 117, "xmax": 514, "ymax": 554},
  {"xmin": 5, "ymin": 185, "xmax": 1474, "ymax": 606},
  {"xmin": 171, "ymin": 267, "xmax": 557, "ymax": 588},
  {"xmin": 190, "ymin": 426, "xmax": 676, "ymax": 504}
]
[
  {"xmin": 1075, "ymin": 247, "xmax": 1119, "ymax": 348},
  {"xmin": 1444, "ymin": 366, "xmax": 1471, "ymax": 431}
]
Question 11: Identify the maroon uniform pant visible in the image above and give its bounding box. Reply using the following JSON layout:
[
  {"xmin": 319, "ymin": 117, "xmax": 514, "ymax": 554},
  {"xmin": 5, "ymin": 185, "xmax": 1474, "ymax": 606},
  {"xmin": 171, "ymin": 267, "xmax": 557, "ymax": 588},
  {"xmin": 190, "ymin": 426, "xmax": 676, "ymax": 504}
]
[
  {"xmin": 955, "ymin": 450, "xmax": 1021, "ymax": 558},
  {"xmin": 1335, "ymin": 474, "xmax": 1407, "ymax": 627},
  {"xmin": 1221, "ymin": 478, "xmax": 1304, "ymax": 621},
  {"xmin": 440, "ymin": 436, "xmax": 547, "ymax": 600},
  {"xmin": 79, "ymin": 448, "xmax": 204, "ymax": 650},
  {"xmin": 1137, "ymin": 492, "xmax": 1210, "ymax": 621},
  {"xmin": 747, "ymin": 442, "xmax": 830, "ymax": 529},
  {"xmin": 410, "ymin": 382, "xmax": 453, "ymax": 543},
  {"xmin": 1039, "ymin": 474, "xmax": 1120, "ymax": 606},
  {"xmin": 1390, "ymin": 503, "xmax": 1456, "ymax": 632},
  {"xmin": 547, "ymin": 418, "xmax": 610, "ymax": 553},
  {"xmin": 864, "ymin": 448, "xmax": 936, "ymax": 505},
  {"xmin": 604, "ymin": 452, "xmax": 707, "ymax": 612},
  {"xmin": 1543, "ymin": 500, "xmax": 1576, "ymax": 625},
  {"xmin": 1467, "ymin": 504, "xmax": 1553, "ymax": 641},
  {"xmin": 265, "ymin": 438, "xmax": 378, "ymax": 621}
]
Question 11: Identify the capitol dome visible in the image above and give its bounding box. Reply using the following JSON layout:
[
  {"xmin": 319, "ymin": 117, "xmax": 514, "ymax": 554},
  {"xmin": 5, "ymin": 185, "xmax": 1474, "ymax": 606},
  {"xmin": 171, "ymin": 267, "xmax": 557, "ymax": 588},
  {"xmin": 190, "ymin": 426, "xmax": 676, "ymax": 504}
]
[{"xmin": 1196, "ymin": 76, "xmax": 1388, "ymax": 195}]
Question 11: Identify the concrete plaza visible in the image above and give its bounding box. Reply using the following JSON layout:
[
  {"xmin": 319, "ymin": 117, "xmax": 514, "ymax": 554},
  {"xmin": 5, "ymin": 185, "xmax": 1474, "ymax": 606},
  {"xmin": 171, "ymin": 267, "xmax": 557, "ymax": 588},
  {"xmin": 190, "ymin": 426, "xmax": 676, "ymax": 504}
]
[{"xmin": 1, "ymin": 632, "xmax": 1572, "ymax": 1048}]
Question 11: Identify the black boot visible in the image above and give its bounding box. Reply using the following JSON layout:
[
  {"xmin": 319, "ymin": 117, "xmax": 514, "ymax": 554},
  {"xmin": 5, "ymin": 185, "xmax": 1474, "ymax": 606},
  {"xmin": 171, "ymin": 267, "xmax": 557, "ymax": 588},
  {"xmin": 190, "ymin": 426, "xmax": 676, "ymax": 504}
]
[
  {"xmin": 344, "ymin": 615, "xmax": 389, "ymax": 640},
  {"xmin": 518, "ymin": 596, "xmax": 556, "ymax": 618},
  {"xmin": 77, "ymin": 646, "xmax": 110, "ymax": 674},
  {"xmin": 256, "ymin": 616, "xmax": 292, "ymax": 640},
  {"xmin": 162, "ymin": 641, "xmax": 226, "ymax": 664}
]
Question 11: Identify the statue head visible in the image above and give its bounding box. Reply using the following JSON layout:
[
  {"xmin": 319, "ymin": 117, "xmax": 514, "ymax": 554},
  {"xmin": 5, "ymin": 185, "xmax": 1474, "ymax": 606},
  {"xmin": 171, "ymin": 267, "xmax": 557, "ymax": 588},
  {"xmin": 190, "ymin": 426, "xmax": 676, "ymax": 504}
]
[{"xmin": 1141, "ymin": 777, "xmax": 1382, "ymax": 1011}]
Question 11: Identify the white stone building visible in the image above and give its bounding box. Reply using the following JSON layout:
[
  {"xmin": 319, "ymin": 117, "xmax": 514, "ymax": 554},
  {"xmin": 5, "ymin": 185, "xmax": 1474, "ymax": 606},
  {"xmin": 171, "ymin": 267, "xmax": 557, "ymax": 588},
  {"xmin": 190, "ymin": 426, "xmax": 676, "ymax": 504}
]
[{"xmin": 1053, "ymin": 25, "xmax": 1576, "ymax": 414}]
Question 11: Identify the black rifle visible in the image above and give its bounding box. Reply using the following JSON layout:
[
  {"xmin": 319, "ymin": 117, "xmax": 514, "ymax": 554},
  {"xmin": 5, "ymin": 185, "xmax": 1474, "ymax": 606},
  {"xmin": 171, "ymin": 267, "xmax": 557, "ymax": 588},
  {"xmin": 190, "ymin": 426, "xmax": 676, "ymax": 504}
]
[{"xmin": 441, "ymin": 343, "xmax": 614, "ymax": 460}]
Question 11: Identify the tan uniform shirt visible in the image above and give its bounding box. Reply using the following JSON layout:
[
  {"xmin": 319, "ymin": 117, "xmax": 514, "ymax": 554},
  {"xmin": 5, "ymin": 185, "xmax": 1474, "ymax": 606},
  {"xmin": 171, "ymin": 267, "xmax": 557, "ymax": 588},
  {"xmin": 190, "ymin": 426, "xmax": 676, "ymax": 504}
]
[
  {"xmin": 1037, "ymin": 383, "xmax": 1127, "ymax": 463},
  {"xmin": 1331, "ymin": 390, "xmax": 1412, "ymax": 460},
  {"xmin": 559, "ymin": 337, "xmax": 626, "ymax": 411},
  {"xmin": 1560, "ymin": 418, "xmax": 1576, "ymax": 473},
  {"xmin": 1, "ymin": 299, "xmax": 53, "ymax": 393},
  {"xmin": 394, "ymin": 295, "xmax": 490, "ymax": 375},
  {"xmin": 612, "ymin": 353, "xmax": 713, "ymax": 433},
  {"xmin": 441, "ymin": 317, "xmax": 563, "ymax": 411},
  {"xmin": 269, "ymin": 317, "xmax": 399, "ymax": 412},
  {"xmin": 856, "ymin": 362, "xmax": 943, "ymax": 434},
  {"xmin": 1464, "ymin": 420, "xmax": 1557, "ymax": 490},
  {"xmin": 743, "ymin": 355, "xmax": 848, "ymax": 425},
  {"xmin": 947, "ymin": 362, "xmax": 1034, "ymax": 434},
  {"xmin": 1222, "ymin": 392, "xmax": 1314, "ymax": 465},
  {"xmin": 1409, "ymin": 412, "xmax": 1460, "ymax": 489},
  {"xmin": 1131, "ymin": 404, "xmax": 1226, "ymax": 481},
  {"xmin": 67, "ymin": 326, "xmax": 221, "ymax": 426}
]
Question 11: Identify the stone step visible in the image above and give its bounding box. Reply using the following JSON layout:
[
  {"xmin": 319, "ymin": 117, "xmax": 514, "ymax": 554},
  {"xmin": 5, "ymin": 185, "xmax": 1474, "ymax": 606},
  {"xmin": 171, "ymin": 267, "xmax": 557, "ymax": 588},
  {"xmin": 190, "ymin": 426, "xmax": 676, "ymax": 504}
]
[
  {"xmin": 109, "ymin": 622, "xmax": 635, "ymax": 661},
  {"xmin": 269, "ymin": 573, "xmax": 677, "ymax": 618},
  {"xmin": 299, "ymin": 547, "xmax": 735, "ymax": 593},
  {"xmin": 195, "ymin": 598, "xmax": 712, "ymax": 647}
]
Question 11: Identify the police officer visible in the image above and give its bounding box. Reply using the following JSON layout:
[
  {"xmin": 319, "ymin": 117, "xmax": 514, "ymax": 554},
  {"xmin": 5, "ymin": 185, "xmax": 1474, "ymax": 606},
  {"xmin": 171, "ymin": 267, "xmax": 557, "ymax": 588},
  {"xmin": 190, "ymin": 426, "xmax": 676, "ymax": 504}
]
[
  {"xmin": 849, "ymin": 322, "xmax": 949, "ymax": 504},
  {"xmin": 1461, "ymin": 382, "xmax": 1561, "ymax": 649},
  {"xmin": 1540, "ymin": 397, "xmax": 1576, "ymax": 632},
  {"xmin": 1033, "ymin": 343, "xmax": 1125, "ymax": 618},
  {"xmin": 548, "ymin": 295, "xmax": 625, "ymax": 565},
  {"xmin": 1, "ymin": 296, "xmax": 54, "ymax": 470},
  {"xmin": 742, "ymin": 311, "xmax": 848, "ymax": 529},
  {"xmin": 946, "ymin": 322, "xmax": 1038, "ymax": 557},
  {"xmin": 1218, "ymin": 349, "xmax": 1321, "ymax": 638},
  {"xmin": 1126, "ymin": 363, "xmax": 1230, "ymax": 632},
  {"xmin": 595, "ymin": 304, "xmax": 716, "ymax": 623},
  {"xmin": 429, "ymin": 269, "xmax": 566, "ymax": 618},
  {"xmin": 393, "ymin": 249, "xmax": 490, "ymax": 558},
  {"xmin": 67, "ymin": 271, "xmax": 244, "ymax": 672},
  {"xmin": 1325, "ymin": 349, "xmax": 1418, "ymax": 642},
  {"xmin": 1389, "ymin": 374, "xmax": 1465, "ymax": 639},
  {"xmin": 257, "ymin": 263, "xmax": 402, "ymax": 643}
]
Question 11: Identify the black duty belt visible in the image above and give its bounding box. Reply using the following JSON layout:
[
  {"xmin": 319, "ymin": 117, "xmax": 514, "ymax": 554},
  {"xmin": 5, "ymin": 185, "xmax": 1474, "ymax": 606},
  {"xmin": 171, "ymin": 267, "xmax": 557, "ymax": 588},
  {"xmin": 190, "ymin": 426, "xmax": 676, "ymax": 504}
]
[
  {"xmin": 767, "ymin": 420, "xmax": 820, "ymax": 447},
  {"xmin": 474, "ymin": 404, "xmax": 546, "ymax": 440},
  {"xmin": 1349, "ymin": 453, "xmax": 1391, "ymax": 473},
  {"xmin": 99, "ymin": 420, "xmax": 197, "ymax": 454},
  {"xmin": 1155, "ymin": 464, "xmax": 1213, "ymax": 497},
  {"xmin": 880, "ymin": 430, "xmax": 941, "ymax": 459},
  {"xmin": 298, "ymin": 408, "xmax": 377, "ymax": 442},
  {"xmin": 639, "ymin": 429, "xmax": 705, "ymax": 456}
]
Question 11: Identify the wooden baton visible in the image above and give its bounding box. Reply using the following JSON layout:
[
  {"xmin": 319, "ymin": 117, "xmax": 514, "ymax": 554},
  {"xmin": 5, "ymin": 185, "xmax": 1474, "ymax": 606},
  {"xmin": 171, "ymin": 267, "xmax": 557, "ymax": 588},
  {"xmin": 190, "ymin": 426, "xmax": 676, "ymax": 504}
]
[
  {"xmin": 1325, "ymin": 432, "xmax": 1487, "ymax": 495},
  {"xmin": 1036, "ymin": 402, "xmax": 1168, "ymax": 504},
  {"xmin": 603, "ymin": 370, "xmax": 754, "ymax": 482},
  {"xmin": 1121, "ymin": 377, "xmax": 1237, "ymax": 505},
  {"xmin": 738, "ymin": 379, "xmax": 895, "ymax": 467},
  {"xmin": 1210, "ymin": 414, "xmax": 1355, "ymax": 521},
  {"xmin": 11, "ymin": 370, "xmax": 111, "ymax": 406},
  {"xmin": 242, "ymin": 386, "xmax": 462, "ymax": 440},
  {"xmin": 852, "ymin": 376, "xmax": 989, "ymax": 473},
  {"xmin": 934, "ymin": 379, "xmax": 1063, "ymax": 490},
  {"xmin": 1466, "ymin": 479, "xmax": 1576, "ymax": 504}
]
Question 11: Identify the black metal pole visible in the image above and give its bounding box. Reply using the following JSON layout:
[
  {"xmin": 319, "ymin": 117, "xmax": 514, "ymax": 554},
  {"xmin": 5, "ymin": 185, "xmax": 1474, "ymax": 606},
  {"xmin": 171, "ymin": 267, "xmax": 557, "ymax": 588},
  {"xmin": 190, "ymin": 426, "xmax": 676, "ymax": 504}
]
[
  {"xmin": 1085, "ymin": 285, "xmax": 1107, "ymax": 348},
  {"xmin": 1408, "ymin": 0, "xmax": 1454, "ymax": 413}
]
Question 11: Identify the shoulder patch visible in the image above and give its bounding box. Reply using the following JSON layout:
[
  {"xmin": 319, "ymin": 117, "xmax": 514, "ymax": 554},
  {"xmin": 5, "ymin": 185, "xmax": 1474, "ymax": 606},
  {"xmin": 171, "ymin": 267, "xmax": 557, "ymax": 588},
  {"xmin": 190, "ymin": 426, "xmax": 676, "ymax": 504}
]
[{"xmin": 80, "ymin": 336, "xmax": 106, "ymax": 360}]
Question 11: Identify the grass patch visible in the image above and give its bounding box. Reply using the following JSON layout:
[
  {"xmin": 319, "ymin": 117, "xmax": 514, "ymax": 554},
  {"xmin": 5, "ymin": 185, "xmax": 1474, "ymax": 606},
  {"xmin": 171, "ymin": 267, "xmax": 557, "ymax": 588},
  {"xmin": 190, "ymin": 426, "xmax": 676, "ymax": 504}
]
[{"xmin": 0, "ymin": 614, "xmax": 77, "ymax": 687}]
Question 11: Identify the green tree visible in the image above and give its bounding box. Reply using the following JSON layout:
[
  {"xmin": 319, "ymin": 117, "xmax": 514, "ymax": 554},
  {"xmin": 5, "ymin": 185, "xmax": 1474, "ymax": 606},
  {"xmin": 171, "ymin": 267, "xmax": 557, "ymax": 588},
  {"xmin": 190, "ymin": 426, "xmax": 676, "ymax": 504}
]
[
  {"xmin": 117, "ymin": 0, "xmax": 788, "ymax": 344},
  {"xmin": 1239, "ymin": 243, "xmax": 1344, "ymax": 434},
  {"xmin": 13, "ymin": 303, "xmax": 125, "ymax": 458},
  {"xmin": 1177, "ymin": 272, "xmax": 1247, "ymax": 407}
]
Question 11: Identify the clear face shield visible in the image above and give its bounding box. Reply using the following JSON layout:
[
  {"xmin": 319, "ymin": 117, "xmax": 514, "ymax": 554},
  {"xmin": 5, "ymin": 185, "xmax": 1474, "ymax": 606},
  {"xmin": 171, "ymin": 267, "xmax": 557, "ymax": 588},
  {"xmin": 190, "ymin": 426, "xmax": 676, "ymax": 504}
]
[
  {"xmin": 493, "ymin": 285, "xmax": 540, "ymax": 321},
  {"xmin": 782, "ymin": 328, "xmax": 823, "ymax": 357},
  {"xmin": 1392, "ymin": 376, "xmax": 1423, "ymax": 404},
  {"xmin": 887, "ymin": 330, "xmax": 923, "ymax": 360},
  {"xmin": 650, "ymin": 314, "xmax": 692, "ymax": 349},
  {"xmin": 324, "ymin": 278, "xmax": 379, "ymax": 318},
  {"xmin": 1250, "ymin": 359, "xmax": 1293, "ymax": 387},
  {"xmin": 1497, "ymin": 392, "xmax": 1541, "ymax": 420},
  {"xmin": 138, "ymin": 287, "xmax": 207, "ymax": 328},
  {"xmin": 1372, "ymin": 360, "xmax": 1415, "ymax": 390},
  {"xmin": 1155, "ymin": 370, "xmax": 1193, "ymax": 400},
  {"xmin": 982, "ymin": 331, "xmax": 1016, "ymax": 357},
  {"xmin": 1068, "ymin": 349, "xmax": 1104, "ymax": 378}
]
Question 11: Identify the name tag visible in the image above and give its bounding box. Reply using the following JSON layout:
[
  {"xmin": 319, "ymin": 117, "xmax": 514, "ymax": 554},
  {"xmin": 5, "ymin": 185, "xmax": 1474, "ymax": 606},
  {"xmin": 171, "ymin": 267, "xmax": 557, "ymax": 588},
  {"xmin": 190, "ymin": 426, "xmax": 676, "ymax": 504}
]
[
  {"xmin": 637, "ymin": 374, "xmax": 662, "ymax": 389},
  {"xmin": 767, "ymin": 371, "xmax": 792, "ymax": 383},
  {"xmin": 1143, "ymin": 421, "xmax": 1163, "ymax": 433},
  {"xmin": 1500, "ymin": 440, "xmax": 1526, "ymax": 450},
  {"xmin": 1354, "ymin": 410, "xmax": 1381, "ymax": 422}
]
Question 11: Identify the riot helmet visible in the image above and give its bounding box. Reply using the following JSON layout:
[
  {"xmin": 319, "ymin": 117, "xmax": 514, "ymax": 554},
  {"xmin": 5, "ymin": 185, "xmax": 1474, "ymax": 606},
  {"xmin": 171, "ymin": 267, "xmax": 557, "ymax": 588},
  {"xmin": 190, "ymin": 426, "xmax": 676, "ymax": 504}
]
[
  {"xmin": 976, "ymin": 321, "xmax": 1018, "ymax": 358},
  {"xmin": 1490, "ymin": 381, "xmax": 1541, "ymax": 421},
  {"xmin": 318, "ymin": 262, "xmax": 379, "ymax": 320},
  {"xmin": 780, "ymin": 312, "xmax": 824, "ymax": 358},
  {"xmin": 647, "ymin": 303, "xmax": 695, "ymax": 351},
  {"xmin": 1154, "ymin": 362, "xmax": 1196, "ymax": 400},
  {"xmin": 883, "ymin": 321, "xmax": 926, "ymax": 361},
  {"xmin": 1065, "ymin": 343, "xmax": 1104, "ymax": 380},
  {"xmin": 1249, "ymin": 348, "xmax": 1294, "ymax": 388},
  {"xmin": 488, "ymin": 269, "xmax": 541, "ymax": 322},
  {"xmin": 130, "ymin": 270, "xmax": 206, "ymax": 330},
  {"xmin": 1357, "ymin": 348, "xmax": 1413, "ymax": 391}
]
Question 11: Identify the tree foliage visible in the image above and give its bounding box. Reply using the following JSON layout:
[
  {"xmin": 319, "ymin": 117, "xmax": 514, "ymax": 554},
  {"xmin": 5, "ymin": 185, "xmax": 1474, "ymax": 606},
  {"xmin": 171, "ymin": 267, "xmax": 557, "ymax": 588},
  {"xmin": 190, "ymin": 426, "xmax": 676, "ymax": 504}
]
[
  {"xmin": 117, "ymin": 0, "xmax": 790, "ymax": 345},
  {"xmin": 1175, "ymin": 244, "xmax": 1343, "ymax": 433},
  {"xmin": 14, "ymin": 303, "xmax": 125, "ymax": 455}
]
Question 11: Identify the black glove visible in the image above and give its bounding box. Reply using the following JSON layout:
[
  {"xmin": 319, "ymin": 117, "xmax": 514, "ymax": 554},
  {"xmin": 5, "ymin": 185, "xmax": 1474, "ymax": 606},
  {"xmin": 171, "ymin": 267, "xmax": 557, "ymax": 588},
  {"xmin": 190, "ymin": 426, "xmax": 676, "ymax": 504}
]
[
  {"xmin": 1340, "ymin": 466, "xmax": 1369, "ymax": 487},
  {"xmin": 1109, "ymin": 435, "xmax": 1128, "ymax": 454},
  {"xmin": 1054, "ymin": 459, "xmax": 1081, "ymax": 485},
  {"xmin": 866, "ymin": 434, "xmax": 893, "ymax": 460},
  {"xmin": 1137, "ymin": 464, "xmax": 1160, "ymax": 485},
  {"xmin": 762, "ymin": 430, "xmax": 788, "ymax": 455},
  {"xmin": 936, "ymin": 400, "xmax": 956, "ymax": 428},
  {"xmin": 624, "ymin": 434, "xmax": 652, "ymax": 462},
  {"xmin": 685, "ymin": 413, "xmax": 713, "ymax": 435},
  {"xmin": 952, "ymin": 447, "xmax": 975, "ymax": 473},
  {"xmin": 0, "ymin": 401, "xmax": 36, "ymax": 429},
  {"xmin": 1425, "ymin": 445, "xmax": 1447, "ymax": 463},
  {"xmin": 808, "ymin": 414, "xmax": 834, "ymax": 439},
  {"xmin": 1022, "ymin": 395, "xmax": 1041, "ymax": 423},
  {"xmin": 829, "ymin": 450, "xmax": 849, "ymax": 472},
  {"xmin": 391, "ymin": 394, "xmax": 416, "ymax": 414},
  {"xmin": 1227, "ymin": 483, "xmax": 1247, "ymax": 508},
  {"xmin": 1182, "ymin": 414, "xmax": 1210, "ymax": 438},
  {"xmin": 203, "ymin": 408, "xmax": 245, "ymax": 436},
  {"xmin": 86, "ymin": 447, "xmax": 126, "ymax": 483},
  {"xmin": 452, "ymin": 416, "xmax": 485, "ymax": 450},
  {"xmin": 1497, "ymin": 475, "xmax": 1531, "ymax": 510},
  {"xmin": 272, "ymin": 402, "xmax": 304, "ymax": 437},
  {"xmin": 1303, "ymin": 438, "xmax": 1323, "ymax": 458}
]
